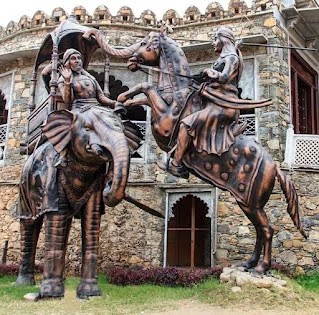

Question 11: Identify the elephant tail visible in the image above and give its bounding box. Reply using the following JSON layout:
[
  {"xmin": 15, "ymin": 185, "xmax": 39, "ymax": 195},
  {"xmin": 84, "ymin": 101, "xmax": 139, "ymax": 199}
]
[{"xmin": 275, "ymin": 165, "xmax": 307, "ymax": 239}]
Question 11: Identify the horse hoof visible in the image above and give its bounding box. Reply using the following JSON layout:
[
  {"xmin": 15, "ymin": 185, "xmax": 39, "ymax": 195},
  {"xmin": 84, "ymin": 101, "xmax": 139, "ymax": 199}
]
[
  {"xmin": 77, "ymin": 279, "xmax": 101, "ymax": 299},
  {"xmin": 254, "ymin": 262, "xmax": 270, "ymax": 274},
  {"xmin": 241, "ymin": 260, "xmax": 258, "ymax": 270},
  {"xmin": 39, "ymin": 279, "xmax": 65, "ymax": 298},
  {"xmin": 15, "ymin": 273, "xmax": 35, "ymax": 286}
]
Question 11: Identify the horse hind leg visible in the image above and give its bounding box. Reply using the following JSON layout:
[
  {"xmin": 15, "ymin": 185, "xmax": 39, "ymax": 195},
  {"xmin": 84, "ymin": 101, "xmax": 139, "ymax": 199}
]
[{"xmin": 238, "ymin": 203, "xmax": 273, "ymax": 274}]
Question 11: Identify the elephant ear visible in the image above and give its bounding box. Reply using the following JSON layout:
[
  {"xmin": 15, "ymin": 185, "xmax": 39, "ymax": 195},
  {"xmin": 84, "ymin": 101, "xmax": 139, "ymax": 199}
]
[
  {"xmin": 122, "ymin": 120, "xmax": 144, "ymax": 153},
  {"xmin": 42, "ymin": 110, "xmax": 75, "ymax": 154}
]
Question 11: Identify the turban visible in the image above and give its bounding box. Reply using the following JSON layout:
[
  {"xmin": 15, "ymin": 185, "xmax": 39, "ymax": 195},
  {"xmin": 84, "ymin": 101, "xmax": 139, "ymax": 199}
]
[
  {"xmin": 216, "ymin": 27, "xmax": 235, "ymax": 45},
  {"xmin": 62, "ymin": 48, "xmax": 82, "ymax": 65}
]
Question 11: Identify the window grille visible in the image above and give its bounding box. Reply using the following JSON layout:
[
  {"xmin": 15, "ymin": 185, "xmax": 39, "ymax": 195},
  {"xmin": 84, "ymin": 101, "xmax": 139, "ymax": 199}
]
[
  {"xmin": 131, "ymin": 120, "xmax": 146, "ymax": 161},
  {"xmin": 238, "ymin": 114, "xmax": 256, "ymax": 137},
  {"xmin": 0, "ymin": 123, "xmax": 7, "ymax": 160},
  {"xmin": 294, "ymin": 136, "xmax": 319, "ymax": 167}
]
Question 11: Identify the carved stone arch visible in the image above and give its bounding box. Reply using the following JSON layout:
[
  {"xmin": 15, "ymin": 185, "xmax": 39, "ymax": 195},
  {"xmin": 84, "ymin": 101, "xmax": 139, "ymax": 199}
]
[
  {"xmin": 164, "ymin": 189, "xmax": 218, "ymax": 268},
  {"xmin": 162, "ymin": 9, "xmax": 181, "ymax": 26},
  {"xmin": 140, "ymin": 10, "xmax": 156, "ymax": 26},
  {"xmin": 116, "ymin": 6, "xmax": 134, "ymax": 23},
  {"xmin": 168, "ymin": 193, "xmax": 211, "ymax": 219},
  {"xmin": 18, "ymin": 15, "xmax": 31, "ymax": 30},
  {"xmin": 228, "ymin": 0, "xmax": 248, "ymax": 17},
  {"xmin": 184, "ymin": 6, "xmax": 201, "ymax": 23},
  {"xmin": 50, "ymin": 7, "xmax": 67, "ymax": 25},
  {"xmin": 93, "ymin": 5, "xmax": 111, "ymax": 23},
  {"xmin": 72, "ymin": 6, "xmax": 92, "ymax": 23},
  {"xmin": 205, "ymin": 2, "xmax": 224, "ymax": 20},
  {"xmin": 6, "ymin": 21, "xmax": 18, "ymax": 35},
  {"xmin": 31, "ymin": 10, "xmax": 48, "ymax": 27}
]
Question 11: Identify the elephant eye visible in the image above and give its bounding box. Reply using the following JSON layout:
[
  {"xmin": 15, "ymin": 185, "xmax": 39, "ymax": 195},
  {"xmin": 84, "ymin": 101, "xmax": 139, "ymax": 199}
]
[{"xmin": 84, "ymin": 124, "xmax": 92, "ymax": 131}]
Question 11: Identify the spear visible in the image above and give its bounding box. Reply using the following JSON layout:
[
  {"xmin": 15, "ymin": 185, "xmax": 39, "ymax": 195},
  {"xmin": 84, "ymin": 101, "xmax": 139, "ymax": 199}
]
[{"xmin": 171, "ymin": 37, "xmax": 318, "ymax": 51}]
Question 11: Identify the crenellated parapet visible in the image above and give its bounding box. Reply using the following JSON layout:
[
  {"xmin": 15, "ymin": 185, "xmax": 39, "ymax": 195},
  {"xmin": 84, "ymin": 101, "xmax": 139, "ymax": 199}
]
[{"xmin": 0, "ymin": 1, "xmax": 283, "ymax": 39}]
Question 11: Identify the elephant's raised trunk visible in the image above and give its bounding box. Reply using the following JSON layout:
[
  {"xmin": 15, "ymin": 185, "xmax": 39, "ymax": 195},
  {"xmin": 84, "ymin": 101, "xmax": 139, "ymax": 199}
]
[
  {"xmin": 102, "ymin": 137, "xmax": 130, "ymax": 207},
  {"xmin": 83, "ymin": 28, "xmax": 141, "ymax": 58}
]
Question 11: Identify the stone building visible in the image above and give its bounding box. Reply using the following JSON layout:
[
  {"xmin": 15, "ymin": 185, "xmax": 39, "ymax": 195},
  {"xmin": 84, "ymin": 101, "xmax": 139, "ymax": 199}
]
[{"xmin": 0, "ymin": 0, "xmax": 318, "ymax": 274}]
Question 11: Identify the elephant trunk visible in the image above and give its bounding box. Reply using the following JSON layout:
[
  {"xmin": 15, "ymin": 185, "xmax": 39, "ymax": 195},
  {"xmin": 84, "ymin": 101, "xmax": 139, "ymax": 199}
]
[
  {"xmin": 83, "ymin": 28, "xmax": 141, "ymax": 58},
  {"xmin": 102, "ymin": 137, "xmax": 130, "ymax": 207}
]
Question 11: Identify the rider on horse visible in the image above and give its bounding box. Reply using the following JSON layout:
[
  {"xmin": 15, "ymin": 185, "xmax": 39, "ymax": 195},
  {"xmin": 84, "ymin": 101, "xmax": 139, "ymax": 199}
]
[{"xmin": 168, "ymin": 27, "xmax": 246, "ymax": 179}]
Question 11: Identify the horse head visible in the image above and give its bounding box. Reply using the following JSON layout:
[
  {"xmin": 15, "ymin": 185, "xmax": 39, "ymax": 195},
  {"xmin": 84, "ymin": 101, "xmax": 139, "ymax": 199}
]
[{"xmin": 127, "ymin": 31, "xmax": 161, "ymax": 72}]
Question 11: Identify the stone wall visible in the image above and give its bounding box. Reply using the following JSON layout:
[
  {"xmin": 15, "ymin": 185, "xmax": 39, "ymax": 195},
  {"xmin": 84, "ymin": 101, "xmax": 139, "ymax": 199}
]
[
  {"xmin": 0, "ymin": 1, "xmax": 318, "ymax": 274},
  {"xmin": 216, "ymin": 170, "xmax": 319, "ymax": 273}
]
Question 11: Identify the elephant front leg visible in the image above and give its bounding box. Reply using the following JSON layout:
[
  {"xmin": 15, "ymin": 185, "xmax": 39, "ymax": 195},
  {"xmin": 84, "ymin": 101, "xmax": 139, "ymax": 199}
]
[
  {"xmin": 40, "ymin": 208, "xmax": 72, "ymax": 298},
  {"xmin": 16, "ymin": 217, "xmax": 43, "ymax": 286},
  {"xmin": 77, "ymin": 193, "xmax": 102, "ymax": 299}
]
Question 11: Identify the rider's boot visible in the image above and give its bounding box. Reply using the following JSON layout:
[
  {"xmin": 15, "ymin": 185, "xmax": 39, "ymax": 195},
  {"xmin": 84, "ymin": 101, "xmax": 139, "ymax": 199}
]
[{"xmin": 167, "ymin": 159, "xmax": 189, "ymax": 179}]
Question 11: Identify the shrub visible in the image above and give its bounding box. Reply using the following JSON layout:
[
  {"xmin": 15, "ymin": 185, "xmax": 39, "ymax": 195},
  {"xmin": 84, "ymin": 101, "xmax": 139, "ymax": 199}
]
[
  {"xmin": 271, "ymin": 262, "xmax": 293, "ymax": 278},
  {"xmin": 0, "ymin": 263, "xmax": 43, "ymax": 276},
  {"xmin": 104, "ymin": 265, "xmax": 223, "ymax": 286}
]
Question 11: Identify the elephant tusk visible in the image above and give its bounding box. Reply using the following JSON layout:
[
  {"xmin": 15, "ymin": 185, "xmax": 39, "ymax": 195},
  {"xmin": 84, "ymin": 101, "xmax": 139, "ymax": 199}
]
[{"xmin": 90, "ymin": 144, "xmax": 103, "ymax": 156}]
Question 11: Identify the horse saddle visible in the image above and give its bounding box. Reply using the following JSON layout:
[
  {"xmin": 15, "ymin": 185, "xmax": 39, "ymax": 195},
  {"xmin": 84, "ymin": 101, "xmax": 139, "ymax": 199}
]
[{"xmin": 183, "ymin": 134, "xmax": 264, "ymax": 206}]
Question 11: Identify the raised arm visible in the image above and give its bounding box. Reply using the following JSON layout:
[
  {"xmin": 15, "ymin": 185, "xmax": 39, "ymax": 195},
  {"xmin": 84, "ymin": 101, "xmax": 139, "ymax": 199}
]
[{"xmin": 58, "ymin": 65, "xmax": 74, "ymax": 104}]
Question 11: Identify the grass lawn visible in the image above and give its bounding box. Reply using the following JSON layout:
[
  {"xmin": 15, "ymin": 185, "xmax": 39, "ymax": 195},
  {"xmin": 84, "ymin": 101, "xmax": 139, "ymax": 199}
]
[{"xmin": 0, "ymin": 273, "xmax": 319, "ymax": 315}]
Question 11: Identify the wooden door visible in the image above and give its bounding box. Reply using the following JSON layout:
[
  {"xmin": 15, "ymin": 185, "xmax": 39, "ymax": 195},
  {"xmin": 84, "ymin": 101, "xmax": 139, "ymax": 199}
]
[{"xmin": 167, "ymin": 195, "xmax": 211, "ymax": 268}]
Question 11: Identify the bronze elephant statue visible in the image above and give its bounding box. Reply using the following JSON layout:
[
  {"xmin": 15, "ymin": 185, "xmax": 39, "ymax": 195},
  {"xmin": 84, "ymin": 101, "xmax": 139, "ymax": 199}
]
[{"xmin": 15, "ymin": 105, "xmax": 142, "ymax": 299}]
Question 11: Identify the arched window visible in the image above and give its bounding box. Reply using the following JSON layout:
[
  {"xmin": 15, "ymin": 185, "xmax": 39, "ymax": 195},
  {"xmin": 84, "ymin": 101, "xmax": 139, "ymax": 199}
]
[{"xmin": 88, "ymin": 70, "xmax": 147, "ymax": 160}]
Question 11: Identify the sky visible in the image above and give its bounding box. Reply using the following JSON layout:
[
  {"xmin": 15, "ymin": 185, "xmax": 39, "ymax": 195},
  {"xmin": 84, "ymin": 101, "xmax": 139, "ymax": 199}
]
[{"xmin": 0, "ymin": 0, "xmax": 252, "ymax": 27}]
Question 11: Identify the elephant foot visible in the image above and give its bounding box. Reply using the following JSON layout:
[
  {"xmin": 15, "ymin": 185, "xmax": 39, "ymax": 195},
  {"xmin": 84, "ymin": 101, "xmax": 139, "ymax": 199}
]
[
  {"xmin": 77, "ymin": 279, "xmax": 101, "ymax": 299},
  {"xmin": 15, "ymin": 273, "xmax": 35, "ymax": 286},
  {"xmin": 253, "ymin": 261, "xmax": 270, "ymax": 275},
  {"xmin": 241, "ymin": 258, "xmax": 259, "ymax": 271},
  {"xmin": 39, "ymin": 278, "xmax": 65, "ymax": 299}
]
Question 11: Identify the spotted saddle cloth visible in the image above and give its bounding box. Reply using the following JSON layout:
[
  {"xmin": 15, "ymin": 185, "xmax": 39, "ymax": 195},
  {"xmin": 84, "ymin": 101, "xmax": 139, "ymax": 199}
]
[{"xmin": 183, "ymin": 134, "xmax": 264, "ymax": 206}]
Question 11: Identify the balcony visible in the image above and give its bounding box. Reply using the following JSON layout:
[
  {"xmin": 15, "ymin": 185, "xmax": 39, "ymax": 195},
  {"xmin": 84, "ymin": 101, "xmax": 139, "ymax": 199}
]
[{"xmin": 284, "ymin": 124, "xmax": 319, "ymax": 169}]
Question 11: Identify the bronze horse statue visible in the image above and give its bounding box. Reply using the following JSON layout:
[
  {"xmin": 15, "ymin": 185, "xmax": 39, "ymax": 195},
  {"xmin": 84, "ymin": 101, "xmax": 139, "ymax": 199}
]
[{"xmin": 85, "ymin": 28, "xmax": 306, "ymax": 274}]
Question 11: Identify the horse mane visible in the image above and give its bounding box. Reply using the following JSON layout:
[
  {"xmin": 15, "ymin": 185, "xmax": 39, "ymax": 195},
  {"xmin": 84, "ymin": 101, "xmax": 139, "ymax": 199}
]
[{"xmin": 159, "ymin": 34, "xmax": 192, "ymax": 92}]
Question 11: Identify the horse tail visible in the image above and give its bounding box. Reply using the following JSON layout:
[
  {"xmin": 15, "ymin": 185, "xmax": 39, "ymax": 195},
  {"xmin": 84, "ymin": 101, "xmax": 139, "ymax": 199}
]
[{"xmin": 275, "ymin": 164, "xmax": 307, "ymax": 239}]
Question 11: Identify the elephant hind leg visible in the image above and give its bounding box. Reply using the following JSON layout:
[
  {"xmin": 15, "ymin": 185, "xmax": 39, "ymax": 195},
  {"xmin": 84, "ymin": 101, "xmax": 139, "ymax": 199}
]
[{"xmin": 16, "ymin": 217, "xmax": 43, "ymax": 286}]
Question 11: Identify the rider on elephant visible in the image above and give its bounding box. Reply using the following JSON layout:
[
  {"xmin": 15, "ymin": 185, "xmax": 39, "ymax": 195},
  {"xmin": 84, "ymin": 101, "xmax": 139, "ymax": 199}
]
[
  {"xmin": 56, "ymin": 48, "xmax": 126, "ymax": 166},
  {"xmin": 168, "ymin": 27, "xmax": 246, "ymax": 179},
  {"xmin": 58, "ymin": 48, "xmax": 125, "ymax": 113}
]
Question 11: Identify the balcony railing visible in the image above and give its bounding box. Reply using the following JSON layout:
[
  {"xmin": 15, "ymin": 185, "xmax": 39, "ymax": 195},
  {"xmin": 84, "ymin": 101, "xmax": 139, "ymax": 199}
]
[{"xmin": 284, "ymin": 124, "xmax": 319, "ymax": 169}]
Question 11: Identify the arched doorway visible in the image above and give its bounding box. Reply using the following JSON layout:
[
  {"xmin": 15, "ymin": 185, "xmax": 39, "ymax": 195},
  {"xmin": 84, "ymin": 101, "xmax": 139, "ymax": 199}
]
[{"xmin": 167, "ymin": 195, "xmax": 211, "ymax": 268}]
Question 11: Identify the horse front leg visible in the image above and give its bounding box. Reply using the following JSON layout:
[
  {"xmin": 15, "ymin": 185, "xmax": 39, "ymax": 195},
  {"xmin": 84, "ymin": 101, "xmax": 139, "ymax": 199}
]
[
  {"xmin": 77, "ymin": 192, "xmax": 102, "ymax": 299},
  {"xmin": 117, "ymin": 83, "xmax": 148, "ymax": 103}
]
